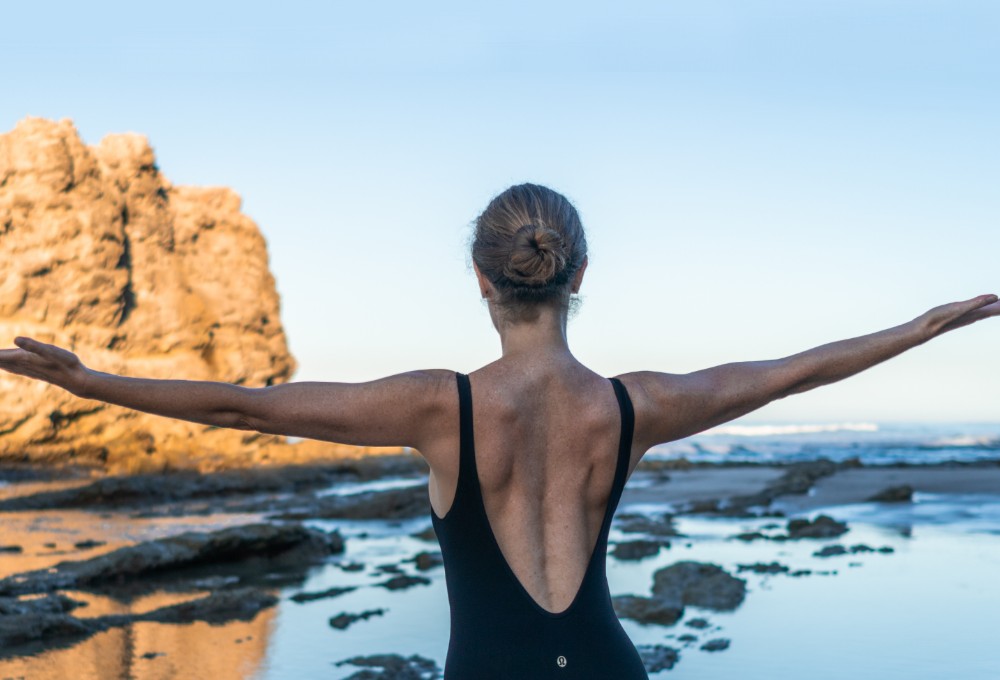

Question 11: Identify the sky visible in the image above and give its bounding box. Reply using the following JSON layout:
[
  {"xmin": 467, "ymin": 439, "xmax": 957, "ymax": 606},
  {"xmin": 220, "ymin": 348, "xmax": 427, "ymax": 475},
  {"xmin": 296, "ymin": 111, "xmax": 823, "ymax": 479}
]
[{"xmin": 2, "ymin": 1, "xmax": 998, "ymax": 423}]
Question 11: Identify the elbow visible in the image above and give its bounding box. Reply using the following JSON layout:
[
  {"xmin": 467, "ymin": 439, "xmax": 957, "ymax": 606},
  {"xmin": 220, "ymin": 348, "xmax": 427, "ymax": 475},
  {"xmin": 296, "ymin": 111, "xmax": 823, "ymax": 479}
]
[{"xmin": 229, "ymin": 386, "xmax": 269, "ymax": 432}]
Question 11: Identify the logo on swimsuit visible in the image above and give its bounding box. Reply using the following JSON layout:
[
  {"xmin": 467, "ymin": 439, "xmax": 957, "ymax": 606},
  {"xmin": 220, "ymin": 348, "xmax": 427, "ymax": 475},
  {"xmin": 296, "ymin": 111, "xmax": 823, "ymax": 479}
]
[{"xmin": 556, "ymin": 655, "xmax": 567, "ymax": 668}]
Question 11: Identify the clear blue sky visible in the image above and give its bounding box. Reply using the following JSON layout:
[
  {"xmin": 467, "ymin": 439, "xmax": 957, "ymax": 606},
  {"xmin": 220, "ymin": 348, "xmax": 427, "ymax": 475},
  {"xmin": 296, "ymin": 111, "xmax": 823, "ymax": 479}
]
[{"xmin": 3, "ymin": 1, "xmax": 998, "ymax": 422}]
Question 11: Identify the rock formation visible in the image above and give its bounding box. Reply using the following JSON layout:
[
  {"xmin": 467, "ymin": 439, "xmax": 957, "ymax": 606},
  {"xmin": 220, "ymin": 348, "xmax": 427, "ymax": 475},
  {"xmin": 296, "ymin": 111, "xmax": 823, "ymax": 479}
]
[{"xmin": 0, "ymin": 117, "xmax": 403, "ymax": 472}]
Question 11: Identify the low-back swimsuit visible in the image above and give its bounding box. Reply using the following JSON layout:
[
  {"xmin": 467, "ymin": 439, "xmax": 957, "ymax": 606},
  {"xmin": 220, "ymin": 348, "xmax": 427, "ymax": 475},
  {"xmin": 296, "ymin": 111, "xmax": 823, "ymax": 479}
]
[{"xmin": 430, "ymin": 371, "xmax": 649, "ymax": 679}]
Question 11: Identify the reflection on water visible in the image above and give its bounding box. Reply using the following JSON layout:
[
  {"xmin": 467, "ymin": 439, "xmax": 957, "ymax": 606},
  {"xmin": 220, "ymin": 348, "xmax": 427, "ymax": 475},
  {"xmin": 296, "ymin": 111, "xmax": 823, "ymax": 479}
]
[
  {"xmin": 0, "ymin": 613, "xmax": 274, "ymax": 680},
  {"xmin": 0, "ymin": 509, "xmax": 267, "ymax": 580},
  {"xmin": 2, "ymin": 494, "xmax": 1000, "ymax": 679}
]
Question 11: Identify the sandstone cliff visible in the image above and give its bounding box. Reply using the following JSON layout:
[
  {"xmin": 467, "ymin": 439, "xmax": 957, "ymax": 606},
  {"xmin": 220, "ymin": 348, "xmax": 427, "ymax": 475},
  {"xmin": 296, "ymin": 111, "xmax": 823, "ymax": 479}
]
[{"xmin": 0, "ymin": 117, "xmax": 401, "ymax": 472}]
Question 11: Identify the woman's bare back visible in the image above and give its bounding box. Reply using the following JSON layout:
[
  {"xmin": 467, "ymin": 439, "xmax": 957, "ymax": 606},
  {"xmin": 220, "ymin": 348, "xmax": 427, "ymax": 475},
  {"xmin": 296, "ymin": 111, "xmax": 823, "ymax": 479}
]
[{"xmin": 427, "ymin": 359, "xmax": 641, "ymax": 614}]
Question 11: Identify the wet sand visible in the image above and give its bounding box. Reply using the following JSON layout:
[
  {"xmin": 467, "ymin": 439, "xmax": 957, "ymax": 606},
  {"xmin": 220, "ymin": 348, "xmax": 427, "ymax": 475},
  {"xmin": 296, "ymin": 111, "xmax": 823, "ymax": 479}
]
[{"xmin": 622, "ymin": 462, "xmax": 1000, "ymax": 512}]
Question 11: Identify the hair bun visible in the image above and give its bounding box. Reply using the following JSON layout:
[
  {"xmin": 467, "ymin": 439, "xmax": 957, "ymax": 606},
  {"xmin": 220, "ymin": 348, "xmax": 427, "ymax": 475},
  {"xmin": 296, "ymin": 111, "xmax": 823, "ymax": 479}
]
[{"xmin": 502, "ymin": 223, "xmax": 568, "ymax": 286}]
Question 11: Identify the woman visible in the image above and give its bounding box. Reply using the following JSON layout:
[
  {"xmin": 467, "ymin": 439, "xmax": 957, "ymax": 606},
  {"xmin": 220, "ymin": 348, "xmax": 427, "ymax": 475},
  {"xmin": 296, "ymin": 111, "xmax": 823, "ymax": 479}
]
[{"xmin": 1, "ymin": 183, "xmax": 997, "ymax": 679}]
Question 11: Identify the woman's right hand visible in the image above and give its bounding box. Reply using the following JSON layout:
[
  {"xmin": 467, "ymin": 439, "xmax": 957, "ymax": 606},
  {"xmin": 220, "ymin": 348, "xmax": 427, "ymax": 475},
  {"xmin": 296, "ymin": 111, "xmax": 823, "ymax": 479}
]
[{"xmin": 916, "ymin": 294, "xmax": 1000, "ymax": 340}]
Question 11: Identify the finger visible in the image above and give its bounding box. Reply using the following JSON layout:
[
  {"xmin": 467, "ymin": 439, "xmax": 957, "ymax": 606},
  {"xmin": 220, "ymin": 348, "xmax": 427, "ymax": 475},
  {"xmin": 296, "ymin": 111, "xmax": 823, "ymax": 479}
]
[{"xmin": 970, "ymin": 293, "xmax": 998, "ymax": 307}]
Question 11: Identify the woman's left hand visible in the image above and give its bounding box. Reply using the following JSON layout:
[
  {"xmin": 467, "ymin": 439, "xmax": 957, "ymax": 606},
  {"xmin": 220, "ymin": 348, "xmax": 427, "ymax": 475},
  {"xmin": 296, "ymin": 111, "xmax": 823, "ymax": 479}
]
[{"xmin": 0, "ymin": 337, "xmax": 90, "ymax": 396}]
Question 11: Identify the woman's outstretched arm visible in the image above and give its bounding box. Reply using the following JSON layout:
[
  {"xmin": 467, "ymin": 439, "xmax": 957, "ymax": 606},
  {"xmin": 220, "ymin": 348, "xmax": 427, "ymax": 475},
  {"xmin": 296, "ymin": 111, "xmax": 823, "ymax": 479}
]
[
  {"xmin": 621, "ymin": 293, "xmax": 1000, "ymax": 453},
  {"xmin": 0, "ymin": 337, "xmax": 455, "ymax": 450}
]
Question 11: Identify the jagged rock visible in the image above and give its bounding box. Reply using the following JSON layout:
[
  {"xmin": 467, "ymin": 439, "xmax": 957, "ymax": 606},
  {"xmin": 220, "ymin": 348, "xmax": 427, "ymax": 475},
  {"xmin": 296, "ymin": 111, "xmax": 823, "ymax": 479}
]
[
  {"xmin": 736, "ymin": 561, "xmax": 789, "ymax": 574},
  {"xmin": 268, "ymin": 484, "xmax": 430, "ymax": 521},
  {"xmin": 115, "ymin": 587, "xmax": 278, "ymax": 624},
  {"xmin": 0, "ymin": 459, "xmax": 427, "ymax": 513},
  {"xmin": 636, "ymin": 644, "xmax": 680, "ymax": 673},
  {"xmin": 0, "ymin": 588, "xmax": 276, "ymax": 651},
  {"xmin": 651, "ymin": 561, "xmax": 746, "ymax": 611},
  {"xmin": 614, "ymin": 512, "xmax": 681, "ymax": 537},
  {"xmin": 334, "ymin": 653, "xmax": 441, "ymax": 679},
  {"xmin": 721, "ymin": 459, "xmax": 839, "ymax": 514},
  {"xmin": 378, "ymin": 574, "xmax": 431, "ymax": 591},
  {"xmin": 410, "ymin": 551, "xmax": 443, "ymax": 571},
  {"xmin": 289, "ymin": 585, "xmax": 357, "ymax": 603},
  {"xmin": 866, "ymin": 484, "xmax": 914, "ymax": 502},
  {"xmin": 0, "ymin": 609, "xmax": 95, "ymax": 649},
  {"xmin": 787, "ymin": 514, "xmax": 848, "ymax": 539},
  {"xmin": 700, "ymin": 638, "xmax": 730, "ymax": 652},
  {"xmin": 0, "ymin": 522, "xmax": 342, "ymax": 596},
  {"xmin": 612, "ymin": 595, "xmax": 684, "ymax": 626},
  {"xmin": 0, "ymin": 593, "xmax": 86, "ymax": 616},
  {"xmin": 0, "ymin": 117, "xmax": 405, "ymax": 472},
  {"xmin": 684, "ymin": 617, "xmax": 710, "ymax": 629},
  {"xmin": 411, "ymin": 525, "xmax": 437, "ymax": 542},
  {"xmin": 610, "ymin": 539, "xmax": 667, "ymax": 561},
  {"xmin": 813, "ymin": 545, "xmax": 848, "ymax": 557},
  {"xmin": 813, "ymin": 543, "xmax": 894, "ymax": 558},
  {"xmin": 329, "ymin": 608, "xmax": 387, "ymax": 630}
]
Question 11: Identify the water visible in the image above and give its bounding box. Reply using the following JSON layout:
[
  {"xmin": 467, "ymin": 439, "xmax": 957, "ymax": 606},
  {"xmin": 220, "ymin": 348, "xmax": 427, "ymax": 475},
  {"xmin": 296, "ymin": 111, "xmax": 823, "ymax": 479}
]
[
  {"xmin": 2, "ymin": 422, "xmax": 1000, "ymax": 678},
  {"xmin": 649, "ymin": 421, "xmax": 1000, "ymax": 465}
]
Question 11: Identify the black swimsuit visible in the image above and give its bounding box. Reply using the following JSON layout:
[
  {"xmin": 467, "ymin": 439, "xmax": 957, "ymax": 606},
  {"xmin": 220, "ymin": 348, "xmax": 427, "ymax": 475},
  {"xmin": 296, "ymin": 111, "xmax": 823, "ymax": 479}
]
[{"xmin": 431, "ymin": 372, "xmax": 649, "ymax": 679}]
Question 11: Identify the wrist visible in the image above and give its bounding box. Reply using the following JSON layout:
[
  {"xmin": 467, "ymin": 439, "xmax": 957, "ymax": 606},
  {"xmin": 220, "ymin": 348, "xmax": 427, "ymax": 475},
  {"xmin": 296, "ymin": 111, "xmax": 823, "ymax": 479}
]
[
  {"xmin": 904, "ymin": 315, "xmax": 935, "ymax": 346},
  {"xmin": 68, "ymin": 366, "xmax": 96, "ymax": 399}
]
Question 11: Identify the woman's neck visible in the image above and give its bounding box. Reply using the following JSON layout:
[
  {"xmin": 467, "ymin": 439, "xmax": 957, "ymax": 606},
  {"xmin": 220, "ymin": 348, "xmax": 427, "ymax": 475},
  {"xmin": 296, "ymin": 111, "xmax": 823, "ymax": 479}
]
[{"xmin": 494, "ymin": 305, "xmax": 573, "ymax": 360}]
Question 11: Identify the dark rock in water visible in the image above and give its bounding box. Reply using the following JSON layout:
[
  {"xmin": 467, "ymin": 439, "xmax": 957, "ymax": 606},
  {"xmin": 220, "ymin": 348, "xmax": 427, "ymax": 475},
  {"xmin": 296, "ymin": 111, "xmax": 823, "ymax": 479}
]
[
  {"xmin": 723, "ymin": 459, "xmax": 839, "ymax": 514},
  {"xmin": 610, "ymin": 539, "xmax": 667, "ymax": 561},
  {"xmin": 652, "ymin": 561, "xmax": 746, "ymax": 611},
  {"xmin": 615, "ymin": 512, "xmax": 681, "ymax": 537},
  {"xmin": 612, "ymin": 595, "xmax": 684, "ymax": 626},
  {"xmin": 0, "ymin": 523, "xmax": 343, "ymax": 596},
  {"xmin": 679, "ymin": 499, "xmax": 720, "ymax": 514},
  {"xmin": 0, "ymin": 593, "xmax": 87, "ymax": 616},
  {"xmin": 789, "ymin": 569, "xmax": 814, "ymax": 577},
  {"xmin": 787, "ymin": 514, "xmax": 848, "ymax": 539},
  {"xmin": 700, "ymin": 638, "xmax": 730, "ymax": 652},
  {"xmin": 0, "ymin": 588, "xmax": 276, "ymax": 651},
  {"xmin": 0, "ymin": 466, "xmax": 358, "ymax": 512},
  {"xmin": 732, "ymin": 531, "xmax": 768, "ymax": 542},
  {"xmin": 335, "ymin": 653, "xmax": 441, "ymax": 679},
  {"xmin": 338, "ymin": 561, "xmax": 366, "ymax": 572},
  {"xmin": 685, "ymin": 617, "xmax": 710, "ymax": 629},
  {"xmin": 411, "ymin": 526, "xmax": 437, "ymax": 542},
  {"xmin": 141, "ymin": 651, "xmax": 165, "ymax": 659},
  {"xmin": 636, "ymin": 644, "xmax": 680, "ymax": 673},
  {"xmin": 117, "ymin": 587, "xmax": 278, "ymax": 624},
  {"xmin": 269, "ymin": 484, "xmax": 430, "ymax": 521},
  {"xmin": 866, "ymin": 484, "xmax": 914, "ymax": 502},
  {"xmin": 0, "ymin": 609, "xmax": 95, "ymax": 649},
  {"xmin": 813, "ymin": 545, "xmax": 848, "ymax": 558},
  {"xmin": 0, "ymin": 545, "xmax": 23, "ymax": 553},
  {"xmin": 374, "ymin": 563, "xmax": 405, "ymax": 575},
  {"xmin": 736, "ymin": 561, "xmax": 789, "ymax": 574},
  {"xmin": 329, "ymin": 608, "xmax": 387, "ymax": 630},
  {"xmin": 677, "ymin": 633, "xmax": 698, "ymax": 643},
  {"xmin": 290, "ymin": 585, "xmax": 358, "ymax": 603},
  {"xmin": 73, "ymin": 539, "xmax": 106, "ymax": 550},
  {"xmin": 410, "ymin": 551, "xmax": 444, "ymax": 571},
  {"xmin": 814, "ymin": 543, "xmax": 893, "ymax": 558},
  {"xmin": 379, "ymin": 575, "xmax": 431, "ymax": 591}
]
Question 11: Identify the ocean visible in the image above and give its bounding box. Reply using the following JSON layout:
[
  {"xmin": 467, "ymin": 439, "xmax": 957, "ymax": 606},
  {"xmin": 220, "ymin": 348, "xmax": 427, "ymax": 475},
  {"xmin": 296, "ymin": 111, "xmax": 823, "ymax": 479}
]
[{"xmin": 647, "ymin": 421, "xmax": 1000, "ymax": 465}]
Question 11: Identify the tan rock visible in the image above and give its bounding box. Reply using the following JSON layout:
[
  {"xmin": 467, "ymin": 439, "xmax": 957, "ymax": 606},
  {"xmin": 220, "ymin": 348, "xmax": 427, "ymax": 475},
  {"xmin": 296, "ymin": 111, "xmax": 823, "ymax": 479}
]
[{"xmin": 0, "ymin": 117, "xmax": 404, "ymax": 472}]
